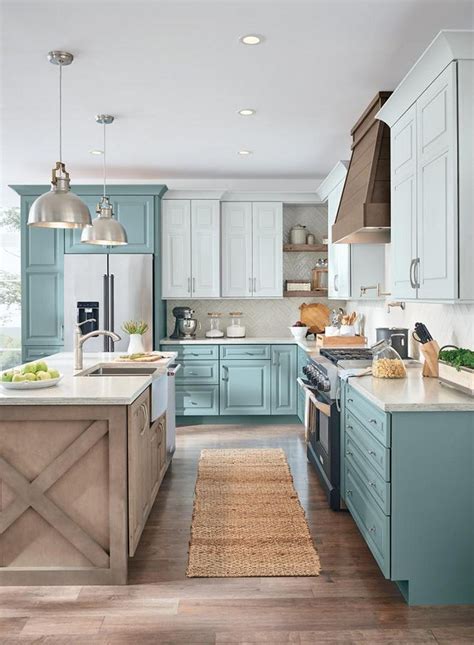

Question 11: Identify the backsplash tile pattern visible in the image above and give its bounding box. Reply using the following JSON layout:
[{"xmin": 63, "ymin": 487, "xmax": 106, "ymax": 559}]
[
  {"xmin": 166, "ymin": 297, "xmax": 346, "ymax": 338},
  {"xmin": 283, "ymin": 204, "xmax": 328, "ymax": 283},
  {"xmin": 348, "ymin": 300, "xmax": 474, "ymax": 358}
]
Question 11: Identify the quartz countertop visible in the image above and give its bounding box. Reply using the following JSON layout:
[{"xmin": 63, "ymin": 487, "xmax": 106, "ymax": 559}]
[
  {"xmin": 160, "ymin": 336, "xmax": 322, "ymax": 354},
  {"xmin": 344, "ymin": 366, "xmax": 474, "ymax": 412},
  {"xmin": 0, "ymin": 352, "xmax": 176, "ymax": 406}
]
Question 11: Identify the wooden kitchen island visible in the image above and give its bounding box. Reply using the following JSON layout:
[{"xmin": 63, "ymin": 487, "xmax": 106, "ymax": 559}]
[{"xmin": 0, "ymin": 353, "xmax": 174, "ymax": 585}]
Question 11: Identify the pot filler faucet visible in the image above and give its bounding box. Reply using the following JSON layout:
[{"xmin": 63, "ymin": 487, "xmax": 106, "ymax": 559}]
[{"xmin": 74, "ymin": 320, "xmax": 121, "ymax": 370}]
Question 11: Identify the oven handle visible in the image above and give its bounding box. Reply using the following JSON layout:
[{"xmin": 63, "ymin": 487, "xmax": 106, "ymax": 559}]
[{"xmin": 297, "ymin": 378, "xmax": 332, "ymax": 416}]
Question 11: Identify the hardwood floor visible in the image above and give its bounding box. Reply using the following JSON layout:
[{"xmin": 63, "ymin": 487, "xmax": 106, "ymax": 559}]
[{"xmin": 1, "ymin": 424, "xmax": 473, "ymax": 644}]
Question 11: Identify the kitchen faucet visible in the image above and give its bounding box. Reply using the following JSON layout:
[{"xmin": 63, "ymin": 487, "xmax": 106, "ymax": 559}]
[{"xmin": 74, "ymin": 320, "xmax": 121, "ymax": 370}]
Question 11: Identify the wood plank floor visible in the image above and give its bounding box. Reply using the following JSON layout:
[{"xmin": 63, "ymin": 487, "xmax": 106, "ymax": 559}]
[{"xmin": 1, "ymin": 424, "xmax": 473, "ymax": 644}]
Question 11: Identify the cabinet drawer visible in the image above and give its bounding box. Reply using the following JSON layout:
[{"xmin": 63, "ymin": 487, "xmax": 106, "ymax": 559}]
[
  {"xmin": 176, "ymin": 385, "xmax": 219, "ymax": 415},
  {"xmin": 220, "ymin": 345, "xmax": 270, "ymax": 360},
  {"xmin": 175, "ymin": 361, "xmax": 218, "ymax": 385},
  {"xmin": 345, "ymin": 431, "xmax": 390, "ymax": 514},
  {"xmin": 346, "ymin": 411, "xmax": 390, "ymax": 481},
  {"xmin": 346, "ymin": 384, "xmax": 390, "ymax": 445},
  {"xmin": 165, "ymin": 344, "xmax": 218, "ymax": 361},
  {"xmin": 345, "ymin": 462, "xmax": 391, "ymax": 579}
]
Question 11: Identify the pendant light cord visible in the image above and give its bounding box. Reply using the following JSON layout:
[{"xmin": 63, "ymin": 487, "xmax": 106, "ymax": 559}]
[
  {"xmin": 103, "ymin": 121, "xmax": 106, "ymax": 198},
  {"xmin": 59, "ymin": 63, "xmax": 62, "ymax": 164}
]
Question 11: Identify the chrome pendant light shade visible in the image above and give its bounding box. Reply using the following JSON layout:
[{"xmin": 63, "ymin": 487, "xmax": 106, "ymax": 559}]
[
  {"xmin": 28, "ymin": 52, "xmax": 91, "ymax": 229},
  {"xmin": 81, "ymin": 115, "xmax": 128, "ymax": 246}
]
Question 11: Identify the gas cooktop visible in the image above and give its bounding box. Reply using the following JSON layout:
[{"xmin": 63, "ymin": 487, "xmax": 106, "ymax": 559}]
[{"xmin": 319, "ymin": 347, "xmax": 373, "ymax": 364}]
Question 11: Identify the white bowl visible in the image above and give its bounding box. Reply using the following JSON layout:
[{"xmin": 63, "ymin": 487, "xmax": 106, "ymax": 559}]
[
  {"xmin": 1, "ymin": 374, "xmax": 63, "ymax": 390},
  {"xmin": 289, "ymin": 326, "xmax": 308, "ymax": 339}
]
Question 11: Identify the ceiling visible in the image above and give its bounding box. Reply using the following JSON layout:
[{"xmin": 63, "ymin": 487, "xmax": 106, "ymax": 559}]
[{"xmin": 1, "ymin": 0, "xmax": 472, "ymax": 202}]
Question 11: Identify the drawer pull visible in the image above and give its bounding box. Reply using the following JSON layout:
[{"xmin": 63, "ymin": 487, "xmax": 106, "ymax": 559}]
[
  {"xmin": 191, "ymin": 401, "xmax": 198, "ymax": 405},
  {"xmin": 222, "ymin": 365, "xmax": 229, "ymax": 382},
  {"xmin": 346, "ymin": 489, "xmax": 353, "ymax": 496},
  {"xmin": 347, "ymin": 425, "xmax": 353, "ymax": 430},
  {"xmin": 346, "ymin": 450, "xmax": 354, "ymax": 457},
  {"xmin": 187, "ymin": 372, "xmax": 197, "ymax": 375},
  {"xmin": 368, "ymin": 450, "xmax": 377, "ymax": 456},
  {"xmin": 370, "ymin": 419, "xmax": 377, "ymax": 425},
  {"xmin": 191, "ymin": 353, "xmax": 199, "ymax": 356},
  {"xmin": 348, "ymin": 398, "xmax": 354, "ymax": 403}
]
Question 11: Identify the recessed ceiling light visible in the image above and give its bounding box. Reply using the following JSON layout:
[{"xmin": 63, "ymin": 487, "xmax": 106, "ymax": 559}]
[
  {"xmin": 238, "ymin": 108, "xmax": 256, "ymax": 116},
  {"xmin": 240, "ymin": 34, "xmax": 263, "ymax": 45},
  {"xmin": 89, "ymin": 149, "xmax": 104, "ymax": 155},
  {"xmin": 238, "ymin": 149, "xmax": 252, "ymax": 156}
]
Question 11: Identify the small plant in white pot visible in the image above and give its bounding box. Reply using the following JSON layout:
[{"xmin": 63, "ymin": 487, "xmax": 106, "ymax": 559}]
[{"xmin": 122, "ymin": 320, "xmax": 149, "ymax": 355}]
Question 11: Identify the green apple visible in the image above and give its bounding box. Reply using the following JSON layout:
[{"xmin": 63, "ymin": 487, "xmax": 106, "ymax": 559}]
[
  {"xmin": 22, "ymin": 362, "xmax": 38, "ymax": 375},
  {"xmin": 48, "ymin": 368, "xmax": 60, "ymax": 379},
  {"xmin": 35, "ymin": 361, "xmax": 48, "ymax": 373},
  {"xmin": 12, "ymin": 374, "xmax": 27, "ymax": 382},
  {"xmin": 2, "ymin": 371, "xmax": 14, "ymax": 382},
  {"xmin": 23, "ymin": 372, "xmax": 37, "ymax": 381},
  {"xmin": 36, "ymin": 370, "xmax": 52, "ymax": 381}
]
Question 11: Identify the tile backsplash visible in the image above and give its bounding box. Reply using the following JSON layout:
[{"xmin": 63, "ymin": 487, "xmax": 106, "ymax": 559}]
[
  {"xmin": 347, "ymin": 300, "xmax": 474, "ymax": 358},
  {"xmin": 166, "ymin": 298, "xmax": 346, "ymax": 338}
]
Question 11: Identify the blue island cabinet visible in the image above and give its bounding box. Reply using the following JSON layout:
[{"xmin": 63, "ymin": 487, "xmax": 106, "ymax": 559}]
[{"xmin": 341, "ymin": 380, "xmax": 474, "ymax": 606}]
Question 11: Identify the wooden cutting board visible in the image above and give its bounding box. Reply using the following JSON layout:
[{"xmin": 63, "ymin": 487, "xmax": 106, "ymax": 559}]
[{"xmin": 299, "ymin": 303, "xmax": 330, "ymax": 334}]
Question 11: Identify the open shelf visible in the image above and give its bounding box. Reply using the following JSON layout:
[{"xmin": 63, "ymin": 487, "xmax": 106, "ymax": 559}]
[
  {"xmin": 283, "ymin": 289, "xmax": 328, "ymax": 298},
  {"xmin": 283, "ymin": 244, "xmax": 328, "ymax": 252}
]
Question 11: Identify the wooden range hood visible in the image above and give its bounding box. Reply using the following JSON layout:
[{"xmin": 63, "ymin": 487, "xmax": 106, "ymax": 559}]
[{"xmin": 332, "ymin": 92, "xmax": 392, "ymax": 244}]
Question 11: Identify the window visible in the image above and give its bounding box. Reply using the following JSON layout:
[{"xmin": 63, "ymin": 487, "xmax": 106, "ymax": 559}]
[{"xmin": 0, "ymin": 207, "xmax": 21, "ymax": 370}]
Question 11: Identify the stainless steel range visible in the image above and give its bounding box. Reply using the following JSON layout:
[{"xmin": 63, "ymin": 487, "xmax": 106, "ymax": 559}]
[{"xmin": 299, "ymin": 347, "xmax": 372, "ymax": 511}]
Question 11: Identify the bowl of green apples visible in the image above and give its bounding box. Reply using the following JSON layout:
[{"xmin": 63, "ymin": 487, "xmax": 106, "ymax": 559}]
[{"xmin": 1, "ymin": 361, "xmax": 63, "ymax": 390}]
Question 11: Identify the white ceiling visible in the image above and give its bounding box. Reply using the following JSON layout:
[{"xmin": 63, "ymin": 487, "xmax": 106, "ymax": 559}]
[{"xmin": 1, "ymin": 0, "xmax": 472, "ymax": 202}]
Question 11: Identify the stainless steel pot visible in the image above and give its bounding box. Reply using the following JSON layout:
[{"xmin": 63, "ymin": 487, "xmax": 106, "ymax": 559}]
[{"xmin": 375, "ymin": 327, "xmax": 409, "ymax": 359}]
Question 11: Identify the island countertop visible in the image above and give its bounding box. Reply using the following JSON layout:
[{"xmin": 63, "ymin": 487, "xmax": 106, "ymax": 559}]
[{"xmin": 0, "ymin": 351, "xmax": 176, "ymax": 406}]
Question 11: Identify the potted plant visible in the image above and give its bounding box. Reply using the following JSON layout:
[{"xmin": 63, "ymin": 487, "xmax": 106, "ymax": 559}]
[
  {"xmin": 122, "ymin": 320, "xmax": 149, "ymax": 355},
  {"xmin": 438, "ymin": 345, "xmax": 474, "ymax": 396}
]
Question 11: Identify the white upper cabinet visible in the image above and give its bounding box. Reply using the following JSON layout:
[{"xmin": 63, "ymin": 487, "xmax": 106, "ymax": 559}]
[
  {"xmin": 221, "ymin": 201, "xmax": 283, "ymax": 298},
  {"xmin": 162, "ymin": 200, "xmax": 191, "ymax": 298},
  {"xmin": 162, "ymin": 199, "xmax": 220, "ymax": 299},
  {"xmin": 378, "ymin": 32, "xmax": 474, "ymax": 302},
  {"xmin": 327, "ymin": 177, "xmax": 350, "ymax": 299},
  {"xmin": 191, "ymin": 200, "xmax": 220, "ymax": 298},
  {"xmin": 221, "ymin": 202, "xmax": 253, "ymax": 298},
  {"xmin": 252, "ymin": 202, "xmax": 283, "ymax": 297}
]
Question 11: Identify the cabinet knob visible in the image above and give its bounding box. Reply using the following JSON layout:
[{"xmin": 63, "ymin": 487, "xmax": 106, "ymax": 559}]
[
  {"xmin": 347, "ymin": 425, "xmax": 353, "ymax": 430},
  {"xmin": 348, "ymin": 398, "xmax": 354, "ymax": 403},
  {"xmin": 368, "ymin": 481, "xmax": 376, "ymax": 488},
  {"xmin": 369, "ymin": 526, "xmax": 377, "ymax": 534},
  {"xmin": 346, "ymin": 451, "xmax": 354, "ymax": 457},
  {"xmin": 368, "ymin": 449, "xmax": 376, "ymax": 456},
  {"xmin": 370, "ymin": 419, "xmax": 377, "ymax": 425},
  {"xmin": 346, "ymin": 489, "xmax": 353, "ymax": 496}
]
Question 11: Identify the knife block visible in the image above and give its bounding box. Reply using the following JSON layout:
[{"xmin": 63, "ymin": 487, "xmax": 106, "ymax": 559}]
[{"xmin": 420, "ymin": 340, "xmax": 440, "ymax": 377}]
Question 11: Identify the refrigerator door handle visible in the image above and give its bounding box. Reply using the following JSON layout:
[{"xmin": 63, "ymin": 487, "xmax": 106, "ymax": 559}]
[
  {"xmin": 110, "ymin": 273, "xmax": 115, "ymax": 352},
  {"xmin": 103, "ymin": 274, "xmax": 110, "ymax": 352}
]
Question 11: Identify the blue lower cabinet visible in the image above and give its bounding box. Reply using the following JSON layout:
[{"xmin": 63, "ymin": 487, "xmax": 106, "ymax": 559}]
[
  {"xmin": 176, "ymin": 385, "xmax": 219, "ymax": 415},
  {"xmin": 175, "ymin": 360, "xmax": 218, "ymax": 385},
  {"xmin": 220, "ymin": 360, "xmax": 271, "ymax": 415},
  {"xmin": 298, "ymin": 389, "xmax": 305, "ymax": 423},
  {"xmin": 167, "ymin": 344, "xmax": 219, "ymax": 361},
  {"xmin": 271, "ymin": 345, "xmax": 297, "ymax": 415},
  {"xmin": 297, "ymin": 347, "xmax": 308, "ymax": 378}
]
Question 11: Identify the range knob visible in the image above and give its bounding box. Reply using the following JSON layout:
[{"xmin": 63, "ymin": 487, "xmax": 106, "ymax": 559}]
[{"xmin": 320, "ymin": 378, "xmax": 331, "ymax": 392}]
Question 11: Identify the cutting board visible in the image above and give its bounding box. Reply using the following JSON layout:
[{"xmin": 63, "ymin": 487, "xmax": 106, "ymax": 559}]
[
  {"xmin": 316, "ymin": 334, "xmax": 367, "ymax": 347},
  {"xmin": 299, "ymin": 303, "xmax": 330, "ymax": 334}
]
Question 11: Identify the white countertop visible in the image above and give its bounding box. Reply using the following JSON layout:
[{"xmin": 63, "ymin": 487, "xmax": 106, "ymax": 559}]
[
  {"xmin": 160, "ymin": 336, "xmax": 321, "ymax": 354},
  {"xmin": 0, "ymin": 352, "xmax": 176, "ymax": 406},
  {"xmin": 345, "ymin": 366, "xmax": 474, "ymax": 412}
]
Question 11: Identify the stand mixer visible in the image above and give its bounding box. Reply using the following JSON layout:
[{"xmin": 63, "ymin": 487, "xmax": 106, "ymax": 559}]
[{"xmin": 170, "ymin": 306, "xmax": 199, "ymax": 339}]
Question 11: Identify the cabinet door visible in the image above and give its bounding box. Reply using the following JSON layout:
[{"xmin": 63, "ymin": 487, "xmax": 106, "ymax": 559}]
[
  {"xmin": 252, "ymin": 202, "xmax": 283, "ymax": 297},
  {"xmin": 328, "ymin": 179, "xmax": 351, "ymax": 299},
  {"xmin": 111, "ymin": 196, "xmax": 154, "ymax": 253},
  {"xmin": 128, "ymin": 388, "xmax": 151, "ymax": 556},
  {"xmin": 191, "ymin": 200, "xmax": 220, "ymax": 298},
  {"xmin": 271, "ymin": 345, "xmax": 297, "ymax": 415},
  {"xmin": 220, "ymin": 360, "xmax": 271, "ymax": 415},
  {"xmin": 64, "ymin": 196, "xmax": 103, "ymax": 253},
  {"xmin": 391, "ymin": 104, "xmax": 418, "ymax": 298},
  {"xmin": 416, "ymin": 62, "xmax": 458, "ymax": 299},
  {"xmin": 221, "ymin": 202, "xmax": 253, "ymax": 297},
  {"xmin": 21, "ymin": 198, "xmax": 64, "ymax": 347},
  {"xmin": 161, "ymin": 200, "xmax": 191, "ymax": 298}
]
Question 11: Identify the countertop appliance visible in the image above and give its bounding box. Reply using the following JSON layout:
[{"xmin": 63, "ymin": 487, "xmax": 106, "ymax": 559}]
[
  {"xmin": 170, "ymin": 306, "xmax": 197, "ymax": 339},
  {"xmin": 376, "ymin": 327, "xmax": 409, "ymax": 359},
  {"xmin": 64, "ymin": 254, "xmax": 153, "ymax": 353},
  {"xmin": 299, "ymin": 347, "xmax": 376, "ymax": 511}
]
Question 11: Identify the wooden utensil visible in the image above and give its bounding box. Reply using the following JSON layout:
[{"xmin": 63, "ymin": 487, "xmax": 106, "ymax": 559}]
[{"xmin": 299, "ymin": 303, "xmax": 330, "ymax": 334}]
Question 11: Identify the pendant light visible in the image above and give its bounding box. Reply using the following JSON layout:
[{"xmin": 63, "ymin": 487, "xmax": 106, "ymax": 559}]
[
  {"xmin": 81, "ymin": 115, "xmax": 128, "ymax": 246},
  {"xmin": 28, "ymin": 51, "xmax": 91, "ymax": 228}
]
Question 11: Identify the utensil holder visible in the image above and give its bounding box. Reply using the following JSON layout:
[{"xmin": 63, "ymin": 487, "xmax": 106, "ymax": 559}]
[{"xmin": 420, "ymin": 340, "xmax": 440, "ymax": 377}]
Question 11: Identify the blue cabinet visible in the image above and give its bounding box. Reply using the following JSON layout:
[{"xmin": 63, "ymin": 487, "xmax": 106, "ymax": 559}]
[
  {"xmin": 21, "ymin": 198, "xmax": 64, "ymax": 360},
  {"xmin": 271, "ymin": 345, "xmax": 297, "ymax": 415},
  {"xmin": 64, "ymin": 195, "xmax": 155, "ymax": 253},
  {"xmin": 220, "ymin": 359, "xmax": 271, "ymax": 415}
]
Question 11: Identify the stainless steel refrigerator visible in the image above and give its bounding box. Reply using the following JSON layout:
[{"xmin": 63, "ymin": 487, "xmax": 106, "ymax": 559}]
[{"xmin": 64, "ymin": 254, "xmax": 153, "ymax": 353}]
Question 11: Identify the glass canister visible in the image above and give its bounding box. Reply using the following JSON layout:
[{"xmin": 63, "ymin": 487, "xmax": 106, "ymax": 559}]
[
  {"xmin": 226, "ymin": 312, "xmax": 246, "ymax": 338},
  {"xmin": 205, "ymin": 312, "xmax": 224, "ymax": 338},
  {"xmin": 371, "ymin": 339, "xmax": 407, "ymax": 379}
]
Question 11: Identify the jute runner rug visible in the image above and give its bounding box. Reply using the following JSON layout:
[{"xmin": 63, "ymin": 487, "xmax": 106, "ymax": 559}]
[{"xmin": 186, "ymin": 448, "xmax": 321, "ymax": 577}]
